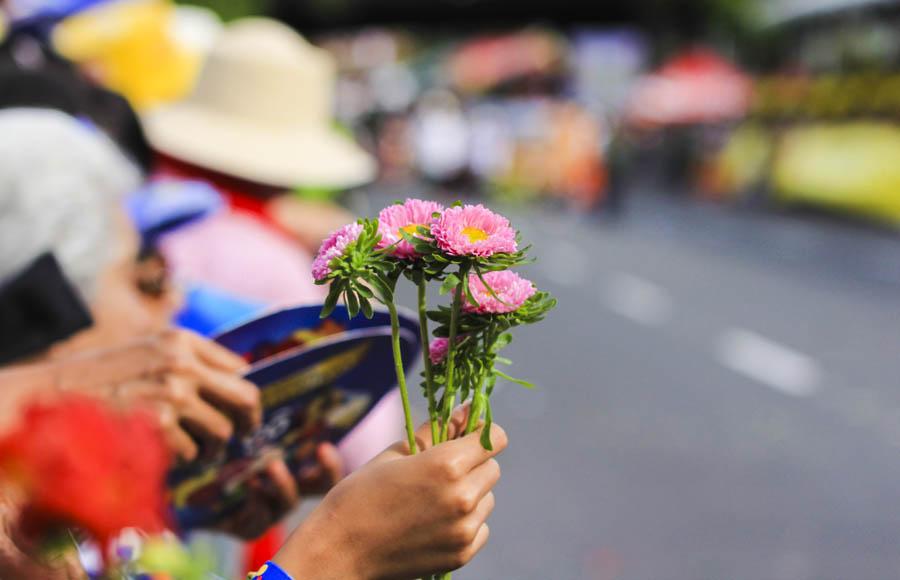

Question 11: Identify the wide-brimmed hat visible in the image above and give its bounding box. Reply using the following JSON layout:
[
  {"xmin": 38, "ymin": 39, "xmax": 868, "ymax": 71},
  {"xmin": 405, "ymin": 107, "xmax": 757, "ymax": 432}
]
[{"xmin": 143, "ymin": 17, "xmax": 375, "ymax": 189}]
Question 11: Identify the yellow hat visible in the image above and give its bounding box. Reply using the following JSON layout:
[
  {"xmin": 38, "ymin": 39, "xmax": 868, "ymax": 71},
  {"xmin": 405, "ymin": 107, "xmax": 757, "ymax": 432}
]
[{"xmin": 53, "ymin": 0, "xmax": 213, "ymax": 110}]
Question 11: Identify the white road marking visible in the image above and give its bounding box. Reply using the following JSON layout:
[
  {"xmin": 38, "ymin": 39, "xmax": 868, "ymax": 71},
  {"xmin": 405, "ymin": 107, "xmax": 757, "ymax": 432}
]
[
  {"xmin": 603, "ymin": 272, "xmax": 672, "ymax": 326},
  {"xmin": 716, "ymin": 328, "xmax": 821, "ymax": 397}
]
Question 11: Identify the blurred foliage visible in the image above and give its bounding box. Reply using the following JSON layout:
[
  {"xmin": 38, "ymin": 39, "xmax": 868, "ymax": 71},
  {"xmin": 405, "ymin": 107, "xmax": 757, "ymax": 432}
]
[{"xmin": 175, "ymin": 0, "xmax": 269, "ymax": 21}]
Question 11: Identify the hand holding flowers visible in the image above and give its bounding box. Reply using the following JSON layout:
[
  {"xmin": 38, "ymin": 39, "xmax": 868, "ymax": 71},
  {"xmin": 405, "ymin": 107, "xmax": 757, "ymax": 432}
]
[{"xmin": 313, "ymin": 198, "xmax": 556, "ymax": 579}]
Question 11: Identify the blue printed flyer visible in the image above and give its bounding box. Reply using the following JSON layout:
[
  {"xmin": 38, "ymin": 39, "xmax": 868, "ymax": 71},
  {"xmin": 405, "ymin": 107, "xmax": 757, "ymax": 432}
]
[{"xmin": 168, "ymin": 304, "xmax": 420, "ymax": 529}]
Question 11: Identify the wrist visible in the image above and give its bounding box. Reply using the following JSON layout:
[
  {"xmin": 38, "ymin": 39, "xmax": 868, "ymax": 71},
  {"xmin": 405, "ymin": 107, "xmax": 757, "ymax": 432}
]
[
  {"xmin": 249, "ymin": 561, "xmax": 294, "ymax": 580},
  {"xmin": 273, "ymin": 508, "xmax": 363, "ymax": 580}
]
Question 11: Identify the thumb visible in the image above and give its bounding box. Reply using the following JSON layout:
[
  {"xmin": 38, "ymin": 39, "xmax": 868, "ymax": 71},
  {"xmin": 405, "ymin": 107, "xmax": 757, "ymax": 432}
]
[
  {"xmin": 415, "ymin": 404, "xmax": 472, "ymax": 451},
  {"xmin": 371, "ymin": 405, "xmax": 473, "ymax": 465}
]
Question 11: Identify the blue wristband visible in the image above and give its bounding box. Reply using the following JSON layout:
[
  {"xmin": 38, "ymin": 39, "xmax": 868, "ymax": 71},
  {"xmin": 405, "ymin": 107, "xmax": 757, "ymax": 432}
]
[{"xmin": 247, "ymin": 561, "xmax": 293, "ymax": 580}]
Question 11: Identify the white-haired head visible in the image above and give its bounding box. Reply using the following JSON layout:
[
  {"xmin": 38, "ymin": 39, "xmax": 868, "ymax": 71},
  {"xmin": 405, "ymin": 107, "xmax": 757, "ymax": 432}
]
[{"xmin": 0, "ymin": 108, "xmax": 141, "ymax": 303}]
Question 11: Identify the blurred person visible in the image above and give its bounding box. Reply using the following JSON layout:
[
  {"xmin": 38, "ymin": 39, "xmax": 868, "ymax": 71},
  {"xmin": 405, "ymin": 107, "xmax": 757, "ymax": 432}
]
[
  {"xmin": 0, "ymin": 27, "xmax": 154, "ymax": 173},
  {"xmin": 603, "ymin": 123, "xmax": 640, "ymax": 218},
  {"xmin": 139, "ymin": 17, "xmax": 359, "ymax": 315},
  {"xmin": 0, "ymin": 109, "xmax": 342, "ymax": 553},
  {"xmin": 143, "ymin": 16, "xmax": 375, "ymax": 255},
  {"xmin": 411, "ymin": 89, "xmax": 470, "ymax": 185},
  {"xmin": 143, "ymin": 19, "xmax": 390, "ymax": 572},
  {"xmin": 143, "ymin": 19, "xmax": 436, "ymax": 575},
  {"xmin": 144, "ymin": 16, "xmax": 398, "ymax": 478}
]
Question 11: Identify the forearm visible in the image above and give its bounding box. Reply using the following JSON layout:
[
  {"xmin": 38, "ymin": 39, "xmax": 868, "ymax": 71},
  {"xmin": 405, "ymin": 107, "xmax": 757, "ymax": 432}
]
[
  {"xmin": 0, "ymin": 353, "xmax": 124, "ymax": 431},
  {"xmin": 0, "ymin": 362, "xmax": 59, "ymax": 431},
  {"xmin": 272, "ymin": 511, "xmax": 361, "ymax": 580}
]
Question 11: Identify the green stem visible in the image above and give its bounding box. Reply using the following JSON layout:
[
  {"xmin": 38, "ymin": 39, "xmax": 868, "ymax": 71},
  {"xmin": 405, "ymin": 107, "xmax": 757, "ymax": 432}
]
[
  {"xmin": 387, "ymin": 301, "xmax": 418, "ymax": 455},
  {"xmin": 465, "ymin": 323, "xmax": 493, "ymax": 434},
  {"xmin": 440, "ymin": 273, "xmax": 465, "ymax": 442},
  {"xmin": 463, "ymin": 380, "xmax": 482, "ymax": 435},
  {"xmin": 440, "ymin": 391, "xmax": 458, "ymax": 443},
  {"xmin": 417, "ymin": 279, "xmax": 440, "ymax": 446}
]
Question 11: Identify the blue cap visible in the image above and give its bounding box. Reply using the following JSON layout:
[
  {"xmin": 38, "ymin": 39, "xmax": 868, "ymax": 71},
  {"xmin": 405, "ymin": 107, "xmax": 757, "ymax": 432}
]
[{"xmin": 126, "ymin": 179, "xmax": 225, "ymax": 252}]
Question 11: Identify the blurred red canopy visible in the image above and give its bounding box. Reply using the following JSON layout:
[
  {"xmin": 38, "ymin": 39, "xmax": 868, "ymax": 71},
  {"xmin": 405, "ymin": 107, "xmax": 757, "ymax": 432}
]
[{"xmin": 626, "ymin": 48, "xmax": 751, "ymax": 127}]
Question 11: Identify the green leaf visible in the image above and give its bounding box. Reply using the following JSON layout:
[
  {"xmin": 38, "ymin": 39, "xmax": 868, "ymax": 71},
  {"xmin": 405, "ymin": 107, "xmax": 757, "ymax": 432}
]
[
  {"xmin": 484, "ymin": 373, "xmax": 497, "ymax": 395},
  {"xmin": 473, "ymin": 265, "xmax": 512, "ymax": 308},
  {"xmin": 360, "ymin": 297, "xmax": 374, "ymax": 319},
  {"xmin": 492, "ymin": 332, "xmax": 513, "ymax": 351},
  {"xmin": 345, "ymin": 290, "xmax": 360, "ymax": 318},
  {"xmin": 320, "ymin": 285, "xmax": 342, "ymax": 318},
  {"xmin": 470, "ymin": 391, "xmax": 485, "ymax": 428},
  {"xmin": 494, "ymin": 368, "xmax": 534, "ymax": 389},
  {"xmin": 462, "ymin": 274, "xmax": 478, "ymax": 307},
  {"xmin": 480, "ymin": 400, "xmax": 494, "ymax": 451},
  {"xmin": 370, "ymin": 275, "xmax": 394, "ymax": 303},
  {"xmin": 412, "ymin": 238, "xmax": 433, "ymax": 253},
  {"xmin": 440, "ymin": 273, "xmax": 461, "ymax": 295}
]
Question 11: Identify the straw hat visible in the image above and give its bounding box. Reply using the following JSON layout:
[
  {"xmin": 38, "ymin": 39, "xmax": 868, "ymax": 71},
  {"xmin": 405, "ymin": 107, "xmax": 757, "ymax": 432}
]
[{"xmin": 143, "ymin": 17, "xmax": 376, "ymax": 189}]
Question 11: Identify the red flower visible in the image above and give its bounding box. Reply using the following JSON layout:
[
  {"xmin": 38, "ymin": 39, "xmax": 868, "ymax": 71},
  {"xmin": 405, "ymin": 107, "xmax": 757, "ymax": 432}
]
[{"xmin": 0, "ymin": 395, "xmax": 171, "ymax": 556}]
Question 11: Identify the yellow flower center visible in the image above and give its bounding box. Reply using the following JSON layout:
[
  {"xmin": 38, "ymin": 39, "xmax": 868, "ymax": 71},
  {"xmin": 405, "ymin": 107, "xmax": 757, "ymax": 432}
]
[
  {"xmin": 461, "ymin": 226, "xmax": 489, "ymax": 243},
  {"xmin": 399, "ymin": 224, "xmax": 422, "ymax": 237}
]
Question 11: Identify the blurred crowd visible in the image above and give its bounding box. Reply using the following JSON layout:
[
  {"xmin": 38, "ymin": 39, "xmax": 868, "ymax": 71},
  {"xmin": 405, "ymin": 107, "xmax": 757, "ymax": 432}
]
[
  {"xmin": 0, "ymin": 3, "xmax": 510, "ymax": 578},
  {"xmin": 315, "ymin": 4, "xmax": 900, "ymax": 225}
]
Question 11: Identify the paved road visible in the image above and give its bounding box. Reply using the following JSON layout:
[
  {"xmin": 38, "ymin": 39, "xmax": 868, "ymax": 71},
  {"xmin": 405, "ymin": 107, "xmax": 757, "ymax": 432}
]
[{"xmin": 362, "ymin": 189, "xmax": 900, "ymax": 580}]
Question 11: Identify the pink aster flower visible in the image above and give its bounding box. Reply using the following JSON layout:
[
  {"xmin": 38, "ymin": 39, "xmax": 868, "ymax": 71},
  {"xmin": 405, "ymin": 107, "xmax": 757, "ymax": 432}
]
[
  {"xmin": 464, "ymin": 270, "xmax": 536, "ymax": 314},
  {"xmin": 429, "ymin": 335, "xmax": 466, "ymax": 365},
  {"xmin": 312, "ymin": 222, "xmax": 363, "ymax": 281},
  {"xmin": 377, "ymin": 199, "xmax": 444, "ymax": 259},
  {"xmin": 429, "ymin": 337, "xmax": 451, "ymax": 365},
  {"xmin": 431, "ymin": 204, "xmax": 517, "ymax": 258}
]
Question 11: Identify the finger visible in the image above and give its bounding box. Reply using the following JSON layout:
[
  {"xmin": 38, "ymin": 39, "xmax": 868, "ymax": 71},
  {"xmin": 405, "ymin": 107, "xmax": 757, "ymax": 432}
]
[
  {"xmin": 465, "ymin": 459, "xmax": 501, "ymax": 506},
  {"xmin": 432, "ymin": 422, "xmax": 508, "ymax": 474},
  {"xmin": 317, "ymin": 443, "xmax": 344, "ymax": 486},
  {"xmin": 413, "ymin": 405, "xmax": 471, "ymax": 451},
  {"xmin": 470, "ymin": 491, "xmax": 496, "ymax": 525},
  {"xmin": 444, "ymin": 405, "xmax": 475, "ymax": 441},
  {"xmin": 456, "ymin": 524, "xmax": 490, "ymax": 568},
  {"xmin": 183, "ymin": 330, "xmax": 248, "ymax": 372},
  {"xmin": 179, "ymin": 394, "xmax": 235, "ymax": 444},
  {"xmin": 263, "ymin": 459, "xmax": 300, "ymax": 513},
  {"xmin": 297, "ymin": 444, "xmax": 344, "ymax": 494},
  {"xmin": 218, "ymin": 469, "xmax": 289, "ymax": 539},
  {"xmin": 192, "ymin": 365, "xmax": 262, "ymax": 432},
  {"xmin": 120, "ymin": 377, "xmax": 230, "ymax": 459},
  {"xmin": 375, "ymin": 406, "xmax": 476, "ymax": 463},
  {"xmin": 148, "ymin": 401, "xmax": 198, "ymax": 462},
  {"xmin": 167, "ymin": 425, "xmax": 199, "ymax": 463}
]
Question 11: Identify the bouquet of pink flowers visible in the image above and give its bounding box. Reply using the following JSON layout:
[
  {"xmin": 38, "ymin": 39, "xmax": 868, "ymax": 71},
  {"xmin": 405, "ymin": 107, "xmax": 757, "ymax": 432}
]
[{"xmin": 313, "ymin": 199, "xmax": 556, "ymax": 578}]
